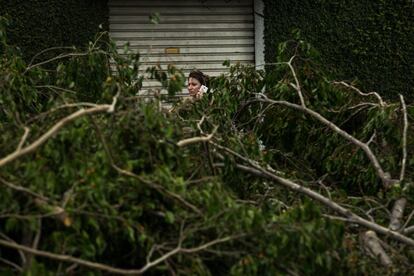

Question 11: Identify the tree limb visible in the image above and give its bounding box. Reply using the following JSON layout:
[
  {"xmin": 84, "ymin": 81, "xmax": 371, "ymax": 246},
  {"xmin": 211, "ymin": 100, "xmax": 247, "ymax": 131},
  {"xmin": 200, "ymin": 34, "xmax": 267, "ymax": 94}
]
[
  {"xmin": 0, "ymin": 90, "xmax": 120, "ymax": 168},
  {"xmin": 210, "ymin": 142, "xmax": 414, "ymax": 246},
  {"xmin": 0, "ymin": 105, "xmax": 110, "ymax": 168},
  {"xmin": 253, "ymin": 96, "xmax": 395, "ymax": 188}
]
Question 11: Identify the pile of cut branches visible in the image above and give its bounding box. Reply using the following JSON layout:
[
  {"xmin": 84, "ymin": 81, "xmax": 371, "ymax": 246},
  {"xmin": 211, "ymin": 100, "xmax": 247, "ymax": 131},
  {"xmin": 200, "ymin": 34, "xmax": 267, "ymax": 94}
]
[{"xmin": 1, "ymin": 19, "xmax": 413, "ymax": 274}]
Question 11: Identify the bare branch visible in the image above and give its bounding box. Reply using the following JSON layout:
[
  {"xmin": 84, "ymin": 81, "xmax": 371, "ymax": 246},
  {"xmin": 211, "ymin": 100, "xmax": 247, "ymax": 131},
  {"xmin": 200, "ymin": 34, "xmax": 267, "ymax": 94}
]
[
  {"xmin": 399, "ymin": 94, "xmax": 408, "ymax": 182},
  {"xmin": 287, "ymin": 56, "xmax": 306, "ymax": 107},
  {"xmin": 332, "ymin": 81, "xmax": 385, "ymax": 107},
  {"xmin": 0, "ymin": 177, "xmax": 50, "ymax": 202},
  {"xmin": 177, "ymin": 126, "xmax": 218, "ymax": 147}
]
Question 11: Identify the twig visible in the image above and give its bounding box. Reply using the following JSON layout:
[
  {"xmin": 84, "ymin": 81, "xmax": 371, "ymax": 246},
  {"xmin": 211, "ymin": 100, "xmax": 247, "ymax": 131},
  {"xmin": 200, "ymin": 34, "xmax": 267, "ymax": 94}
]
[
  {"xmin": 28, "ymin": 46, "xmax": 75, "ymax": 67},
  {"xmin": 0, "ymin": 177, "xmax": 50, "ymax": 202},
  {"xmin": 180, "ymin": 235, "xmax": 244, "ymax": 253},
  {"xmin": 0, "ymin": 257, "xmax": 22, "ymax": 272},
  {"xmin": 25, "ymin": 102, "xmax": 99, "ymax": 124},
  {"xmin": 401, "ymin": 210, "xmax": 414, "ymax": 233},
  {"xmin": 322, "ymin": 214, "xmax": 357, "ymax": 224},
  {"xmin": 0, "ymin": 234, "xmax": 240, "ymax": 275},
  {"xmin": 24, "ymin": 51, "xmax": 108, "ymax": 73},
  {"xmin": 0, "ymin": 232, "xmax": 26, "ymax": 265},
  {"xmin": 332, "ymin": 81, "xmax": 385, "ymax": 107},
  {"xmin": 35, "ymin": 85, "xmax": 77, "ymax": 95},
  {"xmin": 404, "ymin": 225, "xmax": 414, "ymax": 235},
  {"xmin": 196, "ymin": 115, "xmax": 207, "ymax": 134},
  {"xmin": 366, "ymin": 131, "xmax": 376, "ymax": 146}
]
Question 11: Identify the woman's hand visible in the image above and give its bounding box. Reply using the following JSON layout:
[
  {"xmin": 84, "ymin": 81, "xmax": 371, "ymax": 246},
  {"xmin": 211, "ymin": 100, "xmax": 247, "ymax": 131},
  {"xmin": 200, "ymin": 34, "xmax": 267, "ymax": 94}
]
[{"xmin": 195, "ymin": 89, "xmax": 204, "ymax": 99}]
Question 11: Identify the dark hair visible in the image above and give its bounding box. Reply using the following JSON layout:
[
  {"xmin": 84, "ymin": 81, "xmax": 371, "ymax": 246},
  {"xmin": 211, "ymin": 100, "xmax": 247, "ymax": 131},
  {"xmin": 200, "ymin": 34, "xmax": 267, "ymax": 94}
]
[{"xmin": 188, "ymin": 70, "xmax": 208, "ymax": 86}]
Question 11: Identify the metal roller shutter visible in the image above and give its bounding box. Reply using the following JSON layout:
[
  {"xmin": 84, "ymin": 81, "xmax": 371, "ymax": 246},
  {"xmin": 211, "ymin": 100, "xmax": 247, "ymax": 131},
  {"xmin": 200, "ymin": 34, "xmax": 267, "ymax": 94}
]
[{"xmin": 108, "ymin": 0, "xmax": 254, "ymax": 95}]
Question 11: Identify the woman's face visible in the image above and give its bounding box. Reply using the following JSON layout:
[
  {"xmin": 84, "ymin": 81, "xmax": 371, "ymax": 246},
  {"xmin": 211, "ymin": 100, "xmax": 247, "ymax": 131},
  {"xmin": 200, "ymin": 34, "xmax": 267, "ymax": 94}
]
[{"xmin": 188, "ymin": 77, "xmax": 201, "ymax": 97}]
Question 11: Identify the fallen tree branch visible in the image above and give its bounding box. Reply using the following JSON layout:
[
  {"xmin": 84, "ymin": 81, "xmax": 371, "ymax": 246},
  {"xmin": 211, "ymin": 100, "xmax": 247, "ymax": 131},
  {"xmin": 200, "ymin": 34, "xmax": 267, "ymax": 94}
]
[
  {"xmin": 210, "ymin": 142, "xmax": 414, "ymax": 246},
  {"xmin": 253, "ymin": 96, "xmax": 395, "ymax": 188}
]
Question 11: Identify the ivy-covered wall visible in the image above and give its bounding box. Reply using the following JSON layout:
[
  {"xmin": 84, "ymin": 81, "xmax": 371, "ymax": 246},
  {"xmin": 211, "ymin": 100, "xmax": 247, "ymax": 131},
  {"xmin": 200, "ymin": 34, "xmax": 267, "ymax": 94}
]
[
  {"xmin": 263, "ymin": 0, "xmax": 414, "ymax": 100},
  {"xmin": 0, "ymin": 0, "xmax": 108, "ymax": 61}
]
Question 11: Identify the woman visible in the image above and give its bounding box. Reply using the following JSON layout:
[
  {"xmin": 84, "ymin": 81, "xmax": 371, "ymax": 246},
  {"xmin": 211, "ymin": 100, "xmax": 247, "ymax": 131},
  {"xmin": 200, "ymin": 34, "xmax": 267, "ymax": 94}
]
[{"xmin": 187, "ymin": 70, "xmax": 208, "ymax": 99}]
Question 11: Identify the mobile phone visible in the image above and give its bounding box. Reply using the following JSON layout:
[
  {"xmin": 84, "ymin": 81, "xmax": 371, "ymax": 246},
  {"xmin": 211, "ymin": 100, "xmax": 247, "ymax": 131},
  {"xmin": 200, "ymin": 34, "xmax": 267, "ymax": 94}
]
[{"xmin": 200, "ymin": 85, "xmax": 208, "ymax": 93}]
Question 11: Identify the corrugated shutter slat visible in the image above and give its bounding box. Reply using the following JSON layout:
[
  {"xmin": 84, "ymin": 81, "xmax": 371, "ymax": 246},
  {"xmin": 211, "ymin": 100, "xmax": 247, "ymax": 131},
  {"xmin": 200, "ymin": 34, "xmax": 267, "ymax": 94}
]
[{"xmin": 109, "ymin": 0, "xmax": 254, "ymax": 95}]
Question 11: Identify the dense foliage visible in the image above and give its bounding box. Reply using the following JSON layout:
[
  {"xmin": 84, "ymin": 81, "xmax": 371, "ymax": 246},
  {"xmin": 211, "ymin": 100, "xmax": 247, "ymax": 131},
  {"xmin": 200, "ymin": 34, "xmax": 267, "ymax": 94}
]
[
  {"xmin": 263, "ymin": 0, "xmax": 414, "ymax": 100},
  {"xmin": 1, "ymin": 19, "xmax": 414, "ymax": 274},
  {"xmin": 0, "ymin": 0, "xmax": 108, "ymax": 61}
]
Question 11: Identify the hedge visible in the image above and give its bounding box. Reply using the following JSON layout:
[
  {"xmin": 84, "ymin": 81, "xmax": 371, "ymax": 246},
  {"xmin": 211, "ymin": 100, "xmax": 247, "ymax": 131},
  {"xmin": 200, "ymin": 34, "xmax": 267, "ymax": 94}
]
[
  {"xmin": 263, "ymin": 0, "xmax": 414, "ymax": 100},
  {"xmin": 0, "ymin": 0, "xmax": 108, "ymax": 61}
]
